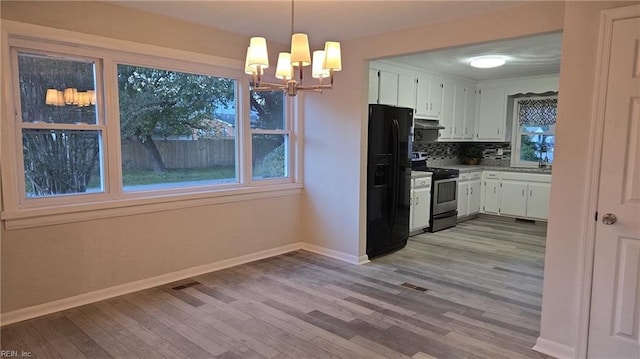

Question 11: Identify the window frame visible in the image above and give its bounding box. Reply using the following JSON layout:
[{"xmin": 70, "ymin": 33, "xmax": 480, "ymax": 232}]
[
  {"xmin": 510, "ymin": 95, "xmax": 558, "ymax": 168},
  {"xmin": 248, "ymin": 90, "xmax": 293, "ymax": 182},
  {"xmin": 0, "ymin": 21, "xmax": 303, "ymax": 229}
]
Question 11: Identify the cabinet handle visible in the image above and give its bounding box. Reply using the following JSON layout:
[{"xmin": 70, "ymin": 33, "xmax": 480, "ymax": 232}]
[
  {"xmin": 497, "ymin": 128, "xmax": 500, "ymax": 135},
  {"xmin": 522, "ymin": 189, "xmax": 525, "ymax": 196},
  {"xmin": 416, "ymin": 197, "xmax": 419, "ymax": 205},
  {"xmin": 470, "ymin": 187, "xmax": 473, "ymax": 195},
  {"xmin": 530, "ymin": 190, "xmax": 533, "ymax": 197},
  {"xmin": 494, "ymin": 187, "xmax": 496, "ymax": 193}
]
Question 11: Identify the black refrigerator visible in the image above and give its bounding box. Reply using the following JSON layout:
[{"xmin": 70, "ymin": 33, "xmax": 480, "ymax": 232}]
[{"xmin": 366, "ymin": 104, "xmax": 413, "ymax": 259}]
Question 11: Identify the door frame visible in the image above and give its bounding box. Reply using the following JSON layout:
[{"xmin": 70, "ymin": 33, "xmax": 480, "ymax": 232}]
[{"xmin": 575, "ymin": 4, "xmax": 640, "ymax": 358}]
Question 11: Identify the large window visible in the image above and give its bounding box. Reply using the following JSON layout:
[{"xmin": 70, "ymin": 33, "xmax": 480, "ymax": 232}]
[
  {"xmin": 117, "ymin": 64, "xmax": 238, "ymax": 191},
  {"xmin": 3, "ymin": 35, "xmax": 298, "ymax": 224},
  {"xmin": 512, "ymin": 96, "xmax": 557, "ymax": 167}
]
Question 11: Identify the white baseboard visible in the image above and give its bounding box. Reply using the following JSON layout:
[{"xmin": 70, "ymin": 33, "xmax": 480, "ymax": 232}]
[
  {"xmin": 0, "ymin": 242, "xmax": 301, "ymax": 327},
  {"xmin": 533, "ymin": 337, "xmax": 575, "ymax": 359},
  {"xmin": 300, "ymin": 243, "xmax": 369, "ymax": 265},
  {"xmin": 1, "ymin": 241, "xmax": 369, "ymax": 327}
]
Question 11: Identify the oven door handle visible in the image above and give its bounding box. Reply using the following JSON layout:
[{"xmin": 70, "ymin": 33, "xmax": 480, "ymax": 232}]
[{"xmin": 390, "ymin": 118, "xmax": 400, "ymax": 227}]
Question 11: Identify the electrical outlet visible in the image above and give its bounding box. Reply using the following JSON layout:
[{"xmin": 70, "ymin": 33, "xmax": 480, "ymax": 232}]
[
  {"xmin": 497, "ymin": 148, "xmax": 504, "ymax": 156},
  {"xmin": 446, "ymin": 147, "xmax": 452, "ymax": 155}
]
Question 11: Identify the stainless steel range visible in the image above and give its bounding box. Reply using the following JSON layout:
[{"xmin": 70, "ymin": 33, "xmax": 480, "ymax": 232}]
[{"xmin": 411, "ymin": 154, "xmax": 459, "ymax": 232}]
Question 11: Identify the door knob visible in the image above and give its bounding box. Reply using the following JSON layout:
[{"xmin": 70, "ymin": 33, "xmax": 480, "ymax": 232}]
[{"xmin": 602, "ymin": 213, "xmax": 617, "ymax": 225}]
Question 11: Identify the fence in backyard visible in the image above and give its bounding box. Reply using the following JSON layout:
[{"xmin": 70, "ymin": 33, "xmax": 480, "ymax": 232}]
[{"xmin": 121, "ymin": 138, "xmax": 282, "ymax": 170}]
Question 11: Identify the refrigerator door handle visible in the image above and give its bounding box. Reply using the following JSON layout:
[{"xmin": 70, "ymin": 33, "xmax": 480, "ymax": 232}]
[{"xmin": 390, "ymin": 118, "xmax": 400, "ymax": 227}]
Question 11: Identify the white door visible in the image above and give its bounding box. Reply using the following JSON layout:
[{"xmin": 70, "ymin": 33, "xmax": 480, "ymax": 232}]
[
  {"xmin": 412, "ymin": 187, "xmax": 431, "ymax": 230},
  {"xmin": 588, "ymin": 10, "xmax": 640, "ymax": 359}
]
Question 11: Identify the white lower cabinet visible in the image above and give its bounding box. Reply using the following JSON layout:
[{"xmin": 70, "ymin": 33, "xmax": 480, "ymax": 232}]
[
  {"xmin": 410, "ymin": 176, "xmax": 432, "ymax": 233},
  {"xmin": 481, "ymin": 171, "xmax": 502, "ymax": 214},
  {"xmin": 524, "ymin": 182, "xmax": 551, "ymax": 219},
  {"xmin": 457, "ymin": 171, "xmax": 482, "ymax": 219},
  {"xmin": 500, "ymin": 181, "xmax": 528, "ymax": 217},
  {"xmin": 481, "ymin": 171, "xmax": 552, "ymax": 220}
]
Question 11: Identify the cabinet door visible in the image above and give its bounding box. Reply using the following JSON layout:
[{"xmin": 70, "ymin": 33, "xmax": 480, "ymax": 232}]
[
  {"xmin": 440, "ymin": 78, "xmax": 455, "ymax": 139},
  {"xmin": 463, "ymin": 85, "xmax": 476, "ymax": 139},
  {"xmin": 378, "ymin": 70, "xmax": 398, "ymax": 106},
  {"xmin": 526, "ymin": 182, "xmax": 551, "ymax": 220},
  {"xmin": 476, "ymin": 87, "xmax": 507, "ymax": 141},
  {"xmin": 409, "ymin": 188, "xmax": 414, "ymax": 230},
  {"xmin": 469, "ymin": 179, "xmax": 481, "ymax": 215},
  {"xmin": 397, "ymin": 73, "xmax": 416, "ymax": 110},
  {"xmin": 457, "ymin": 181, "xmax": 468, "ymax": 217},
  {"xmin": 415, "ymin": 73, "xmax": 442, "ymax": 118},
  {"xmin": 429, "ymin": 75, "xmax": 443, "ymax": 118},
  {"xmin": 412, "ymin": 187, "xmax": 431, "ymax": 230},
  {"xmin": 452, "ymin": 81, "xmax": 466, "ymax": 139},
  {"xmin": 483, "ymin": 179, "xmax": 501, "ymax": 214},
  {"xmin": 368, "ymin": 68, "xmax": 379, "ymax": 104},
  {"xmin": 500, "ymin": 181, "xmax": 528, "ymax": 217}
]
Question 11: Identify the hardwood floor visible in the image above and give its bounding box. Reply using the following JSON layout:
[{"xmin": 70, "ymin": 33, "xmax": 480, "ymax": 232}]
[{"xmin": 1, "ymin": 217, "xmax": 550, "ymax": 358}]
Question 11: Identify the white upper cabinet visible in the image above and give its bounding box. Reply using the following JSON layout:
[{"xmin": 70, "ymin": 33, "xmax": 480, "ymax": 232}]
[
  {"xmin": 368, "ymin": 68, "xmax": 379, "ymax": 104},
  {"xmin": 397, "ymin": 73, "xmax": 417, "ymax": 110},
  {"xmin": 369, "ymin": 62, "xmax": 417, "ymax": 109},
  {"xmin": 476, "ymin": 86, "xmax": 507, "ymax": 141},
  {"xmin": 463, "ymin": 85, "xmax": 477, "ymax": 139},
  {"xmin": 415, "ymin": 72, "xmax": 442, "ymax": 119},
  {"xmin": 439, "ymin": 77, "xmax": 455, "ymax": 139},
  {"xmin": 378, "ymin": 70, "xmax": 399, "ymax": 106}
]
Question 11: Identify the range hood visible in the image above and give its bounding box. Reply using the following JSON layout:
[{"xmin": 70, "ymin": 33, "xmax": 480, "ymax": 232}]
[{"xmin": 413, "ymin": 118, "xmax": 445, "ymax": 130}]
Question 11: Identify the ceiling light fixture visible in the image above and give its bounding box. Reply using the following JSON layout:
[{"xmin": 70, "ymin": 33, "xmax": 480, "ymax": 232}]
[
  {"xmin": 470, "ymin": 56, "xmax": 506, "ymax": 69},
  {"xmin": 244, "ymin": 0, "xmax": 342, "ymax": 97}
]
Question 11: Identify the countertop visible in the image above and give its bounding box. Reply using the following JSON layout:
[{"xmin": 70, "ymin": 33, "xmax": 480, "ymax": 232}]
[
  {"xmin": 437, "ymin": 164, "xmax": 552, "ymax": 175},
  {"xmin": 411, "ymin": 171, "xmax": 433, "ymax": 179}
]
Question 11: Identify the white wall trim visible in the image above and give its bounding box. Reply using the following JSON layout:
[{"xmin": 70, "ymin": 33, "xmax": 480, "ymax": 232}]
[
  {"xmin": 300, "ymin": 243, "xmax": 370, "ymax": 265},
  {"xmin": 0, "ymin": 240, "xmax": 368, "ymax": 326},
  {"xmin": 534, "ymin": 337, "xmax": 576, "ymax": 359},
  {"xmin": 0, "ymin": 242, "xmax": 301, "ymax": 327}
]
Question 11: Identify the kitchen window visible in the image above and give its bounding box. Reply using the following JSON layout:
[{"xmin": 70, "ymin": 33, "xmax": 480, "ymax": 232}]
[
  {"xmin": 2, "ymin": 33, "xmax": 300, "ymax": 228},
  {"xmin": 511, "ymin": 95, "xmax": 557, "ymax": 167}
]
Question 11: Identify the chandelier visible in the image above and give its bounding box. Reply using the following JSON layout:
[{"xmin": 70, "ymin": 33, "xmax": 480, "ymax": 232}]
[
  {"xmin": 244, "ymin": 0, "xmax": 342, "ymax": 97},
  {"xmin": 45, "ymin": 88, "xmax": 96, "ymax": 107}
]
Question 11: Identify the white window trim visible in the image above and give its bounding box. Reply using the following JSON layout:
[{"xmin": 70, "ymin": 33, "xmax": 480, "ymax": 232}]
[
  {"xmin": 0, "ymin": 20, "xmax": 303, "ymax": 230},
  {"xmin": 510, "ymin": 95, "xmax": 557, "ymax": 168}
]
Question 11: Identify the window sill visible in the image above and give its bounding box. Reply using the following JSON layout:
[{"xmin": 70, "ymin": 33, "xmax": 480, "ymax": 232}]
[{"xmin": 1, "ymin": 183, "xmax": 303, "ymax": 230}]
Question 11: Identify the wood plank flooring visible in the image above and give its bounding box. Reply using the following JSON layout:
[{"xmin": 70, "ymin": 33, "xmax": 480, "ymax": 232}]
[{"xmin": 1, "ymin": 217, "xmax": 551, "ymax": 358}]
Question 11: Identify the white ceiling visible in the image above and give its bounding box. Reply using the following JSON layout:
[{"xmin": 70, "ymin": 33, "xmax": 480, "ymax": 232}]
[
  {"xmin": 385, "ymin": 32, "xmax": 563, "ymax": 81},
  {"xmin": 110, "ymin": 0, "xmax": 562, "ymax": 81}
]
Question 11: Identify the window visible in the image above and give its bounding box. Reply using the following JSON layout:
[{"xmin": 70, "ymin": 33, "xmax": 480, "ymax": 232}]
[
  {"xmin": 3, "ymin": 33, "xmax": 299, "ymax": 225},
  {"xmin": 16, "ymin": 51, "xmax": 105, "ymax": 198},
  {"xmin": 117, "ymin": 64, "xmax": 238, "ymax": 191},
  {"xmin": 512, "ymin": 96, "xmax": 557, "ymax": 167},
  {"xmin": 249, "ymin": 90, "xmax": 290, "ymax": 180}
]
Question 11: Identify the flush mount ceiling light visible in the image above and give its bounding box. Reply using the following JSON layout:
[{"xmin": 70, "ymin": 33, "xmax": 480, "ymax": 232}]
[
  {"xmin": 470, "ymin": 56, "xmax": 506, "ymax": 69},
  {"xmin": 244, "ymin": 0, "xmax": 342, "ymax": 97}
]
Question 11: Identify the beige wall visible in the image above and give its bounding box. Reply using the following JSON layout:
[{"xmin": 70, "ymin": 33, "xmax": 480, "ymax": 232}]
[{"xmin": 0, "ymin": 1, "xmax": 301, "ymax": 313}]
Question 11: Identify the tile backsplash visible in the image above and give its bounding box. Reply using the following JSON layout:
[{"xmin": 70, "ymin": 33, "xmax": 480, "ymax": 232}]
[{"xmin": 413, "ymin": 142, "xmax": 511, "ymax": 167}]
